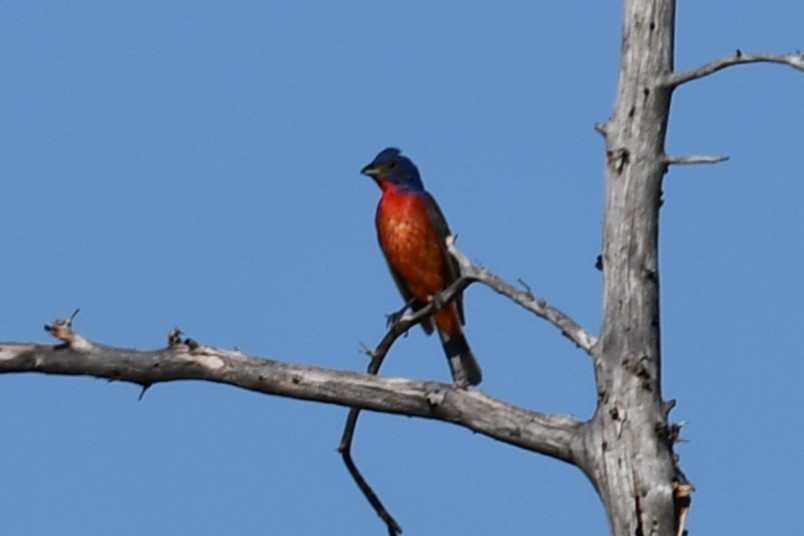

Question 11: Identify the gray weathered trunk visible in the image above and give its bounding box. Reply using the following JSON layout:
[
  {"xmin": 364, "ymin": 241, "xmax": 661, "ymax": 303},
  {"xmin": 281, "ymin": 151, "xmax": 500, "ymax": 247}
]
[{"xmin": 580, "ymin": 0, "xmax": 679, "ymax": 534}]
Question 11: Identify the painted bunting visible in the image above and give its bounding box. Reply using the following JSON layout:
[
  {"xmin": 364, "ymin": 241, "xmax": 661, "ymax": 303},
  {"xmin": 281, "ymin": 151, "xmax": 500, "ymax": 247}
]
[{"xmin": 361, "ymin": 147, "xmax": 482, "ymax": 387}]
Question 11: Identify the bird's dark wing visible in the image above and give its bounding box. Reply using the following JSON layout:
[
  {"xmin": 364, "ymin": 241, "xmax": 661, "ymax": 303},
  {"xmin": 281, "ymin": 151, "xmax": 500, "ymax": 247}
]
[{"xmin": 424, "ymin": 191, "xmax": 465, "ymax": 325}]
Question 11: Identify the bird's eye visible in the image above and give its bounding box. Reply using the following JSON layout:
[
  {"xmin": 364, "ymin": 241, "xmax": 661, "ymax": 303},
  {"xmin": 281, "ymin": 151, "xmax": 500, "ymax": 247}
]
[{"xmin": 388, "ymin": 160, "xmax": 397, "ymax": 169}]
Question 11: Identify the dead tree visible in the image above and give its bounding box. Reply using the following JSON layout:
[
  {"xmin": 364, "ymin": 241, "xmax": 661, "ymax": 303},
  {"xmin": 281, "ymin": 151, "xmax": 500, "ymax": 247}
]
[{"xmin": 1, "ymin": 1, "xmax": 800, "ymax": 534}]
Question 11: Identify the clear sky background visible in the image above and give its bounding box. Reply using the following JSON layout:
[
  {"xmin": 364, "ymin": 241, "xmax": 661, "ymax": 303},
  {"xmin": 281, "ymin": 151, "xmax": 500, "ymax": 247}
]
[{"xmin": 1, "ymin": 2, "xmax": 802, "ymax": 535}]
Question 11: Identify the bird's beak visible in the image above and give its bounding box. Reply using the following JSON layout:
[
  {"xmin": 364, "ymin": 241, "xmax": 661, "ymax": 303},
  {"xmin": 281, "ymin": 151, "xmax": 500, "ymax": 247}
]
[{"xmin": 360, "ymin": 163, "xmax": 380, "ymax": 177}]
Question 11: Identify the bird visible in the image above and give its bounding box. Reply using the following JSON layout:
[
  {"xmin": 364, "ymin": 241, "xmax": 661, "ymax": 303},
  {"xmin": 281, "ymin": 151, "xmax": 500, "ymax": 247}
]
[{"xmin": 361, "ymin": 147, "xmax": 482, "ymax": 387}]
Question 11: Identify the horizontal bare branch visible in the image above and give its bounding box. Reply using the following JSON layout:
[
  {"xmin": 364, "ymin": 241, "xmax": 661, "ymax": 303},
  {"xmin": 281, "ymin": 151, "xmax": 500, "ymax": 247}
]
[
  {"xmin": 663, "ymin": 51, "xmax": 804, "ymax": 88},
  {"xmin": 664, "ymin": 154, "xmax": 730, "ymax": 166},
  {"xmin": 0, "ymin": 327, "xmax": 584, "ymax": 463},
  {"xmin": 447, "ymin": 237, "xmax": 598, "ymax": 354}
]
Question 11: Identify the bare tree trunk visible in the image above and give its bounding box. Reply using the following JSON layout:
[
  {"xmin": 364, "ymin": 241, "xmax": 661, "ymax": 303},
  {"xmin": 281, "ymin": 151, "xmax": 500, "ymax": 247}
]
[
  {"xmin": 580, "ymin": 3, "xmax": 804, "ymax": 533},
  {"xmin": 584, "ymin": 3, "xmax": 802, "ymax": 531},
  {"xmin": 581, "ymin": 1, "xmax": 679, "ymax": 534}
]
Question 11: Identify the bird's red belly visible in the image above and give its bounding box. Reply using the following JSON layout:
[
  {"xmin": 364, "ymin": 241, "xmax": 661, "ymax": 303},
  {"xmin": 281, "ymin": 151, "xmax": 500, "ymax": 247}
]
[{"xmin": 377, "ymin": 207, "xmax": 445, "ymax": 301}]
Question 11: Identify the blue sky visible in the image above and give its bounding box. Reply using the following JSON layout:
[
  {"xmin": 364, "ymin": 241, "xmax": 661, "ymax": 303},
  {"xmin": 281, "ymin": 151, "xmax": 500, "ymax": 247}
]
[{"xmin": 1, "ymin": 2, "xmax": 802, "ymax": 534}]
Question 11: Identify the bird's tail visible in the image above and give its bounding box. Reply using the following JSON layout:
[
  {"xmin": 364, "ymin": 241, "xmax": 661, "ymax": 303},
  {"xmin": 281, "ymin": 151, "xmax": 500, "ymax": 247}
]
[{"xmin": 439, "ymin": 328, "xmax": 482, "ymax": 387}]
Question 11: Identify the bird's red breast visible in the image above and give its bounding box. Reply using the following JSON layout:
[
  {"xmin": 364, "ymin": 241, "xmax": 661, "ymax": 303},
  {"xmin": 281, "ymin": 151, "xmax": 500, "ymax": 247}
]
[{"xmin": 375, "ymin": 183, "xmax": 461, "ymax": 336}]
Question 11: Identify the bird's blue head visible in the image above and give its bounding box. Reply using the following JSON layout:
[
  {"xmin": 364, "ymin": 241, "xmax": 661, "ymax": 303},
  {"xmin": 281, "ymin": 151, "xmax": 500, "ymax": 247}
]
[{"xmin": 361, "ymin": 147, "xmax": 424, "ymax": 191}]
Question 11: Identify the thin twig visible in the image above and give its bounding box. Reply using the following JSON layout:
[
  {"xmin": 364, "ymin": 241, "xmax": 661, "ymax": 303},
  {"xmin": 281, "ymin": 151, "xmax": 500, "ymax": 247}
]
[
  {"xmin": 446, "ymin": 237, "xmax": 598, "ymax": 354},
  {"xmin": 664, "ymin": 154, "xmax": 730, "ymax": 166},
  {"xmin": 594, "ymin": 122, "xmax": 609, "ymax": 136},
  {"xmin": 337, "ymin": 279, "xmax": 470, "ymax": 535},
  {"xmin": 662, "ymin": 51, "xmax": 804, "ymax": 88},
  {"xmin": 337, "ymin": 352, "xmax": 402, "ymax": 535}
]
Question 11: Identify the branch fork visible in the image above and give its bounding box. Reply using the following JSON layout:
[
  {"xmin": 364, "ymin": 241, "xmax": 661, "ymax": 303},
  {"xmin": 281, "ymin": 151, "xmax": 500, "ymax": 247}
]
[{"xmin": 338, "ymin": 236, "xmax": 595, "ymax": 534}]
